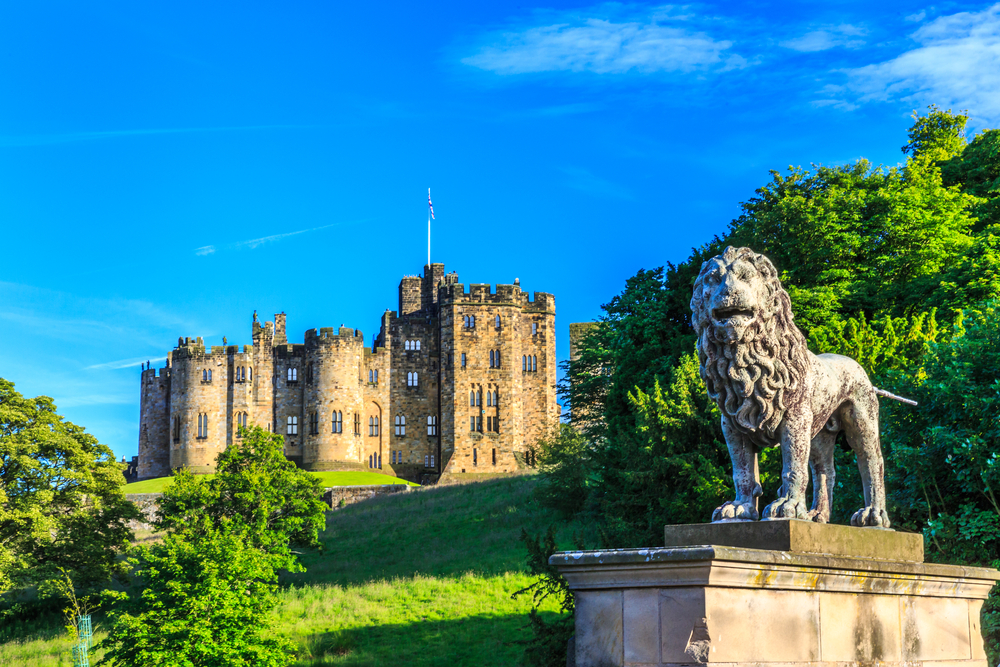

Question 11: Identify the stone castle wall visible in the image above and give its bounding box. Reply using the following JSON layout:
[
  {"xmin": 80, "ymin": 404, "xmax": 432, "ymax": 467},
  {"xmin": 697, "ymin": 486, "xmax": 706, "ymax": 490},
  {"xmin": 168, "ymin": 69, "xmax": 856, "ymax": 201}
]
[{"xmin": 137, "ymin": 262, "xmax": 558, "ymax": 481}]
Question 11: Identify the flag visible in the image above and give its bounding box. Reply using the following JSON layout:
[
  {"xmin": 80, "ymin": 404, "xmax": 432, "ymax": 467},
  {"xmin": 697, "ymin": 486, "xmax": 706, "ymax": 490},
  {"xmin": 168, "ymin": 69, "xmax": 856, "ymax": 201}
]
[{"xmin": 428, "ymin": 188, "xmax": 435, "ymax": 220}]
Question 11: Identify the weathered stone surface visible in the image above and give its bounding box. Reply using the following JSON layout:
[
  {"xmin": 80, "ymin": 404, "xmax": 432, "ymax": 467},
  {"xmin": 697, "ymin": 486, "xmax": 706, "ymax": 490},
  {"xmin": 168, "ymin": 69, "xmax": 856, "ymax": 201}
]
[
  {"xmin": 323, "ymin": 484, "xmax": 412, "ymax": 509},
  {"xmin": 553, "ymin": 545, "xmax": 1000, "ymax": 666},
  {"xmin": 691, "ymin": 247, "xmax": 903, "ymax": 527},
  {"xmin": 664, "ymin": 519, "xmax": 924, "ymax": 562},
  {"xmin": 137, "ymin": 263, "xmax": 559, "ymax": 482}
]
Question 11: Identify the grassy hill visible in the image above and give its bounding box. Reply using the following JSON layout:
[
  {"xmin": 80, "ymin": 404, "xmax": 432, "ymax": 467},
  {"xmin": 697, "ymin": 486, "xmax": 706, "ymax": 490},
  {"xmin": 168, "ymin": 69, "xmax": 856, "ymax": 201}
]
[
  {"xmin": 2, "ymin": 474, "xmax": 575, "ymax": 666},
  {"xmin": 123, "ymin": 470, "xmax": 417, "ymax": 494}
]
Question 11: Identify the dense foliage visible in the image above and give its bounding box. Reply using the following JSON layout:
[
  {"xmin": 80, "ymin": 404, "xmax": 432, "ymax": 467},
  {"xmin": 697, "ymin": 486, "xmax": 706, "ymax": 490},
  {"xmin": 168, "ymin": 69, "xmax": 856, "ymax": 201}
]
[
  {"xmin": 99, "ymin": 426, "xmax": 326, "ymax": 666},
  {"xmin": 0, "ymin": 378, "xmax": 140, "ymax": 593}
]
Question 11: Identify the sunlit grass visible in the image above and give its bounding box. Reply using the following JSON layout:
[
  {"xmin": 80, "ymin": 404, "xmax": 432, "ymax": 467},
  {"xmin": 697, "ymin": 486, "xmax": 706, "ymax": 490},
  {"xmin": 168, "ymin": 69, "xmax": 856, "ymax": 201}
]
[
  {"xmin": 123, "ymin": 470, "xmax": 415, "ymax": 494},
  {"xmin": 5, "ymin": 476, "xmax": 574, "ymax": 665}
]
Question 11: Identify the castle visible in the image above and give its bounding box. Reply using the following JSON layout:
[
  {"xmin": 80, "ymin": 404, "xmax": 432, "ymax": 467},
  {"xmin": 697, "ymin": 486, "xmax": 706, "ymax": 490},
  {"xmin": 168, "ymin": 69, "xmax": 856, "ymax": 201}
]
[{"xmin": 137, "ymin": 263, "xmax": 558, "ymax": 481}]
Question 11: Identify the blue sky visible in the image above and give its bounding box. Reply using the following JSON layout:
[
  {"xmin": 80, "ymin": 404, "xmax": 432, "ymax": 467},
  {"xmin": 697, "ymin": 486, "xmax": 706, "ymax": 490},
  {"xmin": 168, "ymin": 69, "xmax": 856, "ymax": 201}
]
[{"xmin": 2, "ymin": 1, "xmax": 998, "ymax": 459}]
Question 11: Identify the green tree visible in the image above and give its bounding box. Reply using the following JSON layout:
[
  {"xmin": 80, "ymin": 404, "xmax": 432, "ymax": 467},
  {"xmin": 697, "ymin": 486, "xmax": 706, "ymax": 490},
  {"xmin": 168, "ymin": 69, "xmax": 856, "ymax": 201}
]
[
  {"xmin": 942, "ymin": 129, "xmax": 1000, "ymax": 231},
  {"xmin": 0, "ymin": 378, "xmax": 140, "ymax": 592},
  {"xmin": 99, "ymin": 517, "xmax": 295, "ymax": 667},
  {"xmin": 156, "ymin": 425, "xmax": 327, "ymax": 570}
]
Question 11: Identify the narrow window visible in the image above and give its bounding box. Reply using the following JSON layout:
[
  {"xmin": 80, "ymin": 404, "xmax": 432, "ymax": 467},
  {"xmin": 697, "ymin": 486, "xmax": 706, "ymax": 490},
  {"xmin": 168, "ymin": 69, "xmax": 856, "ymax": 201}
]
[
  {"xmin": 427, "ymin": 415, "xmax": 437, "ymax": 436},
  {"xmin": 404, "ymin": 340, "xmax": 410, "ymax": 351},
  {"xmin": 533, "ymin": 355, "xmax": 537, "ymax": 372},
  {"xmin": 332, "ymin": 411, "xmax": 342, "ymax": 434},
  {"xmin": 395, "ymin": 415, "xmax": 406, "ymax": 436},
  {"xmin": 287, "ymin": 416, "xmax": 298, "ymax": 436},
  {"xmin": 461, "ymin": 353, "xmax": 467, "ymax": 368},
  {"xmin": 374, "ymin": 370, "xmax": 378, "ymax": 383},
  {"xmin": 469, "ymin": 390, "xmax": 475, "ymax": 407},
  {"xmin": 473, "ymin": 448, "xmax": 478, "ymax": 466},
  {"xmin": 310, "ymin": 412, "xmax": 319, "ymax": 435},
  {"xmin": 493, "ymin": 390, "xmax": 499, "ymax": 406},
  {"xmin": 532, "ymin": 322, "xmax": 538, "ymax": 335},
  {"xmin": 369, "ymin": 417, "xmax": 374, "ymax": 437},
  {"xmin": 249, "ymin": 367, "xmax": 252, "ymax": 381},
  {"xmin": 369, "ymin": 454, "xmax": 373, "ymax": 468},
  {"xmin": 476, "ymin": 391, "xmax": 481, "ymax": 406},
  {"xmin": 415, "ymin": 340, "xmax": 421, "ymax": 350},
  {"xmin": 492, "ymin": 448, "xmax": 497, "ymax": 465},
  {"xmin": 489, "ymin": 350, "xmax": 494, "ymax": 367},
  {"xmin": 391, "ymin": 451, "xmax": 396, "ymax": 464},
  {"xmin": 430, "ymin": 454, "xmax": 435, "ymax": 467},
  {"xmin": 287, "ymin": 367, "xmax": 297, "ymax": 382},
  {"xmin": 486, "ymin": 391, "xmax": 492, "ymax": 407},
  {"xmin": 522, "ymin": 355, "xmax": 527, "ymax": 371},
  {"xmin": 495, "ymin": 350, "xmax": 500, "ymax": 368},
  {"xmin": 378, "ymin": 454, "xmax": 382, "ymax": 469},
  {"xmin": 495, "ymin": 315, "xmax": 501, "ymax": 329},
  {"xmin": 354, "ymin": 413, "xmax": 361, "ymax": 435},
  {"xmin": 424, "ymin": 454, "xmax": 429, "ymax": 467},
  {"xmin": 486, "ymin": 416, "xmax": 492, "ymax": 432},
  {"xmin": 470, "ymin": 416, "xmax": 475, "ymax": 432},
  {"xmin": 476, "ymin": 416, "xmax": 482, "ymax": 432}
]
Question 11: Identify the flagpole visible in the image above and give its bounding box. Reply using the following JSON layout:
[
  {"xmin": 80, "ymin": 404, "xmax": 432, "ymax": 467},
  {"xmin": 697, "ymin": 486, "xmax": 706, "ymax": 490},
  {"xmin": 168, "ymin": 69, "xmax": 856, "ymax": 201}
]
[{"xmin": 427, "ymin": 188, "xmax": 431, "ymax": 267}]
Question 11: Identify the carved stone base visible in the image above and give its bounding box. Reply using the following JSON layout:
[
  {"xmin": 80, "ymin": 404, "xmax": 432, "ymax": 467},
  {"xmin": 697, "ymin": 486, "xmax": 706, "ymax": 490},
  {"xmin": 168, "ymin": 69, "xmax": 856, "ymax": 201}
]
[{"xmin": 552, "ymin": 523, "xmax": 1000, "ymax": 666}]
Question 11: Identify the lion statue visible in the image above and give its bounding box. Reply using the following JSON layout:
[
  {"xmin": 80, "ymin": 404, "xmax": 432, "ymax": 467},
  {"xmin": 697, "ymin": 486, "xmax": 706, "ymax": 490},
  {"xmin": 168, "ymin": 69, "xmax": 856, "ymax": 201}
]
[{"xmin": 690, "ymin": 246, "xmax": 897, "ymax": 527}]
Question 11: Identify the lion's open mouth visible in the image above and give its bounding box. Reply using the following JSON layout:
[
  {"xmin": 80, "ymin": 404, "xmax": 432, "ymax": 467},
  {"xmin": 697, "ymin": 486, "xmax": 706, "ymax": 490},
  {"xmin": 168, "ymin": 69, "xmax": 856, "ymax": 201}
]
[{"xmin": 712, "ymin": 306, "xmax": 754, "ymax": 323}]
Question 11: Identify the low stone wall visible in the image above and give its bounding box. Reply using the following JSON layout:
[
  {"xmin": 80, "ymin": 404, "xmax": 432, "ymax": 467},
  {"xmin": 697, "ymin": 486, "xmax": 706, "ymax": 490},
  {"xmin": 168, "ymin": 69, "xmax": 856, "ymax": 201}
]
[
  {"xmin": 323, "ymin": 484, "xmax": 412, "ymax": 509},
  {"xmin": 125, "ymin": 493, "xmax": 161, "ymax": 533}
]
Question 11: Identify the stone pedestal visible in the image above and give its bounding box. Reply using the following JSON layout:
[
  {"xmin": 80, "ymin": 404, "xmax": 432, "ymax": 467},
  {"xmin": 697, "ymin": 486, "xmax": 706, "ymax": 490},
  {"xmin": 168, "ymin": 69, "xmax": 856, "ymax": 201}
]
[{"xmin": 552, "ymin": 521, "xmax": 1000, "ymax": 666}]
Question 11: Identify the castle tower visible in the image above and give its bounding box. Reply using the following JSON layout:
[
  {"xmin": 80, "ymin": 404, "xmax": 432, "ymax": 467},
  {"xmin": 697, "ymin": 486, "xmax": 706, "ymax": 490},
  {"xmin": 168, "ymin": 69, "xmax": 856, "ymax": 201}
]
[
  {"xmin": 252, "ymin": 314, "xmax": 275, "ymax": 433},
  {"xmin": 168, "ymin": 337, "xmax": 229, "ymax": 474},
  {"xmin": 137, "ymin": 365, "xmax": 171, "ymax": 480}
]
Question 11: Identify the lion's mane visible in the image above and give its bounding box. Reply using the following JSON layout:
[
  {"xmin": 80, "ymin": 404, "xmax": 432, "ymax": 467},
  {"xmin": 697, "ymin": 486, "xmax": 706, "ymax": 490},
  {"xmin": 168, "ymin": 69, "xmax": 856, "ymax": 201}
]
[{"xmin": 690, "ymin": 247, "xmax": 809, "ymax": 439}]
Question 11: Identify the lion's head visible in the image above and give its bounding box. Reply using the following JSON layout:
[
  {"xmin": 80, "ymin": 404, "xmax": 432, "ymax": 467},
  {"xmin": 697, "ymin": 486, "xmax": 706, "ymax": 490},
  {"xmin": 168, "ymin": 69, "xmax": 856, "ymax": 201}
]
[{"xmin": 690, "ymin": 246, "xmax": 808, "ymax": 438}]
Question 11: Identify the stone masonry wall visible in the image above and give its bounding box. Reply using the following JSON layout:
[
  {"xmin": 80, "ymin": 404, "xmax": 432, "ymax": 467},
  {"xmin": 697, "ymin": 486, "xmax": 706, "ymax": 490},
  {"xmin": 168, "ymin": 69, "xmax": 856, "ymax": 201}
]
[{"xmin": 138, "ymin": 369, "xmax": 171, "ymax": 480}]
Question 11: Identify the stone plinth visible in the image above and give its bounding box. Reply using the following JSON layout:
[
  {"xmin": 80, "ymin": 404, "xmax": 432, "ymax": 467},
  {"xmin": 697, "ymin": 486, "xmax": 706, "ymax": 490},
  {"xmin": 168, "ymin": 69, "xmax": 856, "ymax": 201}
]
[{"xmin": 552, "ymin": 523, "xmax": 1000, "ymax": 666}]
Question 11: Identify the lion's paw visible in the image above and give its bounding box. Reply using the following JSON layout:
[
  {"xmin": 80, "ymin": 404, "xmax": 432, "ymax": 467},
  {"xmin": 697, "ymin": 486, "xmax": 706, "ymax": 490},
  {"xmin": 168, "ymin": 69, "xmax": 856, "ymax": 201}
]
[
  {"xmin": 851, "ymin": 506, "xmax": 891, "ymax": 528},
  {"xmin": 712, "ymin": 500, "xmax": 758, "ymax": 522},
  {"xmin": 762, "ymin": 497, "xmax": 808, "ymax": 520}
]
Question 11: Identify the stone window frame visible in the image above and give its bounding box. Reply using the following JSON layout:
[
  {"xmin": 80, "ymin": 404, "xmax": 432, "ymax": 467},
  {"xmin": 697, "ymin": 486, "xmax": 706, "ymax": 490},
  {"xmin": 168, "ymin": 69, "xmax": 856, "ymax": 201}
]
[
  {"xmin": 309, "ymin": 412, "xmax": 319, "ymax": 435},
  {"xmin": 173, "ymin": 415, "xmax": 181, "ymax": 443},
  {"xmin": 404, "ymin": 339, "xmax": 422, "ymax": 351},
  {"xmin": 495, "ymin": 315, "xmax": 501, "ymax": 329},
  {"xmin": 353, "ymin": 413, "xmax": 361, "ymax": 435},
  {"xmin": 430, "ymin": 454, "xmax": 435, "ymax": 468},
  {"xmin": 473, "ymin": 448, "xmax": 478, "ymax": 466},
  {"xmin": 395, "ymin": 415, "xmax": 406, "ymax": 436},
  {"xmin": 427, "ymin": 415, "xmax": 437, "ymax": 436},
  {"xmin": 369, "ymin": 416, "xmax": 380, "ymax": 437},
  {"xmin": 424, "ymin": 454, "xmax": 429, "ymax": 467},
  {"xmin": 197, "ymin": 413, "xmax": 209, "ymax": 439},
  {"xmin": 287, "ymin": 367, "xmax": 297, "ymax": 383},
  {"xmin": 463, "ymin": 315, "xmax": 476, "ymax": 329},
  {"xmin": 461, "ymin": 352, "xmax": 467, "ymax": 369},
  {"xmin": 407, "ymin": 371, "xmax": 419, "ymax": 387},
  {"xmin": 202, "ymin": 369, "xmax": 212, "ymax": 383},
  {"xmin": 332, "ymin": 410, "xmax": 343, "ymax": 434},
  {"xmin": 368, "ymin": 369, "xmax": 379, "ymax": 384},
  {"xmin": 532, "ymin": 322, "xmax": 538, "ymax": 335},
  {"xmin": 234, "ymin": 412, "xmax": 248, "ymax": 437},
  {"xmin": 287, "ymin": 415, "xmax": 298, "ymax": 436}
]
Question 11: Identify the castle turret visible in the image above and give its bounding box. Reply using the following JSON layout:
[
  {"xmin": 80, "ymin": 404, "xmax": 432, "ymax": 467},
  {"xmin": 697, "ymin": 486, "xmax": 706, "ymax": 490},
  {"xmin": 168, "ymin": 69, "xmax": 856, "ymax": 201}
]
[
  {"xmin": 168, "ymin": 337, "xmax": 229, "ymax": 474},
  {"xmin": 137, "ymin": 365, "xmax": 171, "ymax": 480}
]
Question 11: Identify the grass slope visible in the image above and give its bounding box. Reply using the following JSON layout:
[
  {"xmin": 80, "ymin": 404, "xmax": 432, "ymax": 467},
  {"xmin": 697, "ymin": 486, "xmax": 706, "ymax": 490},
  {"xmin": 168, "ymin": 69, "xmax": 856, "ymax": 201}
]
[
  {"xmin": 123, "ymin": 470, "xmax": 415, "ymax": 494},
  {"xmin": 2, "ymin": 474, "xmax": 573, "ymax": 666}
]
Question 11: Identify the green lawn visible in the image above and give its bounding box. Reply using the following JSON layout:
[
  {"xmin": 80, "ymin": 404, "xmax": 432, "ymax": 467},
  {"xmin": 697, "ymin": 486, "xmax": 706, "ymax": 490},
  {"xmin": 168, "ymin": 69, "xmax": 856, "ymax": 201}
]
[
  {"xmin": 3, "ymin": 474, "xmax": 574, "ymax": 666},
  {"xmin": 123, "ymin": 470, "xmax": 416, "ymax": 494}
]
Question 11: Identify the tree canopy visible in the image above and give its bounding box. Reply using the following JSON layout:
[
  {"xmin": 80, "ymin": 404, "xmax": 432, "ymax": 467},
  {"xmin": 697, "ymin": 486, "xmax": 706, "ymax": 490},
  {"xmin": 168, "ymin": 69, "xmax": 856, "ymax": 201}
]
[{"xmin": 0, "ymin": 378, "xmax": 139, "ymax": 593}]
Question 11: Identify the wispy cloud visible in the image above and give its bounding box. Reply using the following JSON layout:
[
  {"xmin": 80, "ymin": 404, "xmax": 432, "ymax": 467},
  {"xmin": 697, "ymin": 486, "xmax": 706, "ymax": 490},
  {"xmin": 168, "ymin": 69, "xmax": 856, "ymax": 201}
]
[
  {"xmin": 462, "ymin": 6, "xmax": 748, "ymax": 76},
  {"xmin": 193, "ymin": 222, "xmax": 357, "ymax": 257},
  {"xmin": 832, "ymin": 4, "xmax": 1000, "ymax": 123},
  {"xmin": 86, "ymin": 356, "xmax": 166, "ymax": 371},
  {"xmin": 780, "ymin": 24, "xmax": 866, "ymax": 52},
  {"xmin": 0, "ymin": 124, "xmax": 319, "ymax": 148}
]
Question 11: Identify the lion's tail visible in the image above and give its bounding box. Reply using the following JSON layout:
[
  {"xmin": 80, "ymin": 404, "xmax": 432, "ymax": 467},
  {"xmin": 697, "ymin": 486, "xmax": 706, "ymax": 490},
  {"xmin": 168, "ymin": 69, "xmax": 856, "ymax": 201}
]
[{"xmin": 873, "ymin": 387, "xmax": 919, "ymax": 407}]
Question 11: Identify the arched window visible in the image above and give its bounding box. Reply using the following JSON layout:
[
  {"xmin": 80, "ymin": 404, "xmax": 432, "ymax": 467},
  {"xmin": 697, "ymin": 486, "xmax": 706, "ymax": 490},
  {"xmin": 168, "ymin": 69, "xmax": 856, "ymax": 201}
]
[
  {"xmin": 522, "ymin": 355, "xmax": 527, "ymax": 371},
  {"xmin": 486, "ymin": 391, "xmax": 492, "ymax": 407},
  {"xmin": 197, "ymin": 413, "xmax": 208, "ymax": 438},
  {"xmin": 287, "ymin": 367, "xmax": 297, "ymax": 382},
  {"xmin": 495, "ymin": 315, "xmax": 501, "ymax": 329},
  {"xmin": 476, "ymin": 391, "xmax": 481, "ymax": 406},
  {"xmin": 404, "ymin": 340, "xmax": 410, "ymax": 350},
  {"xmin": 249, "ymin": 367, "xmax": 252, "ymax": 381},
  {"xmin": 489, "ymin": 350, "xmax": 494, "ymax": 367},
  {"xmin": 415, "ymin": 340, "xmax": 421, "ymax": 350},
  {"xmin": 492, "ymin": 448, "xmax": 497, "ymax": 465},
  {"xmin": 407, "ymin": 372, "xmax": 418, "ymax": 387},
  {"xmin": 533, "ymin": 355, "xmax": 537, "ymax": 372},
  {"xmin": 493, "ymin": 390, "xmax": 499, "ymax": 406},
  {"xmin": 430, "ymin": 454, "xmax": 435, "ymax": 467},
  {"xmin": 332, "ymin": 411, "xmax": 342, "ymax": 433},
  {"xmin": 469, "ymin": 390, "xmax": 475, "ymax": 406},
  {"xmin": 473, "ymin": 448, "xmax": 478, "ymax": 466},
  {"xmin": 532, "ymin": 322, "xmax": 538, "ymax": 335},
  {"xmin": 427, "ymin": 415, "xmax": 437, "ymax": 435},
  {"xmin": 369, "ymin": 454, "xmax": 373, "ymax": 468},
  {"xmin": 395, "ymin": 415, "xmax": 406, "ymax": 436},
  {"xmin": 424, "ymin": 455, "xmax": 429, "ymax": 467}
]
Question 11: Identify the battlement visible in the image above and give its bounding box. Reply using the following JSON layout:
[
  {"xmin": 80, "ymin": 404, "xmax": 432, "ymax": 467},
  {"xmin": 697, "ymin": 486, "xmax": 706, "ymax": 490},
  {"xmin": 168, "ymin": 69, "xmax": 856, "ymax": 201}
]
[
  {"xmin": 141, "ymin": 367, "xmax": 169, "ymax": 380},
  {"xmin": 305, "ymin": 326, "xmax": 365, "ymax": 350},
  {"xmin": 274, "ymin": 344, "xmax": 307, "ymax": 358},
  {"xmin": 438, "ymin": 282, "xmax": 554, "ymax": 312}
]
